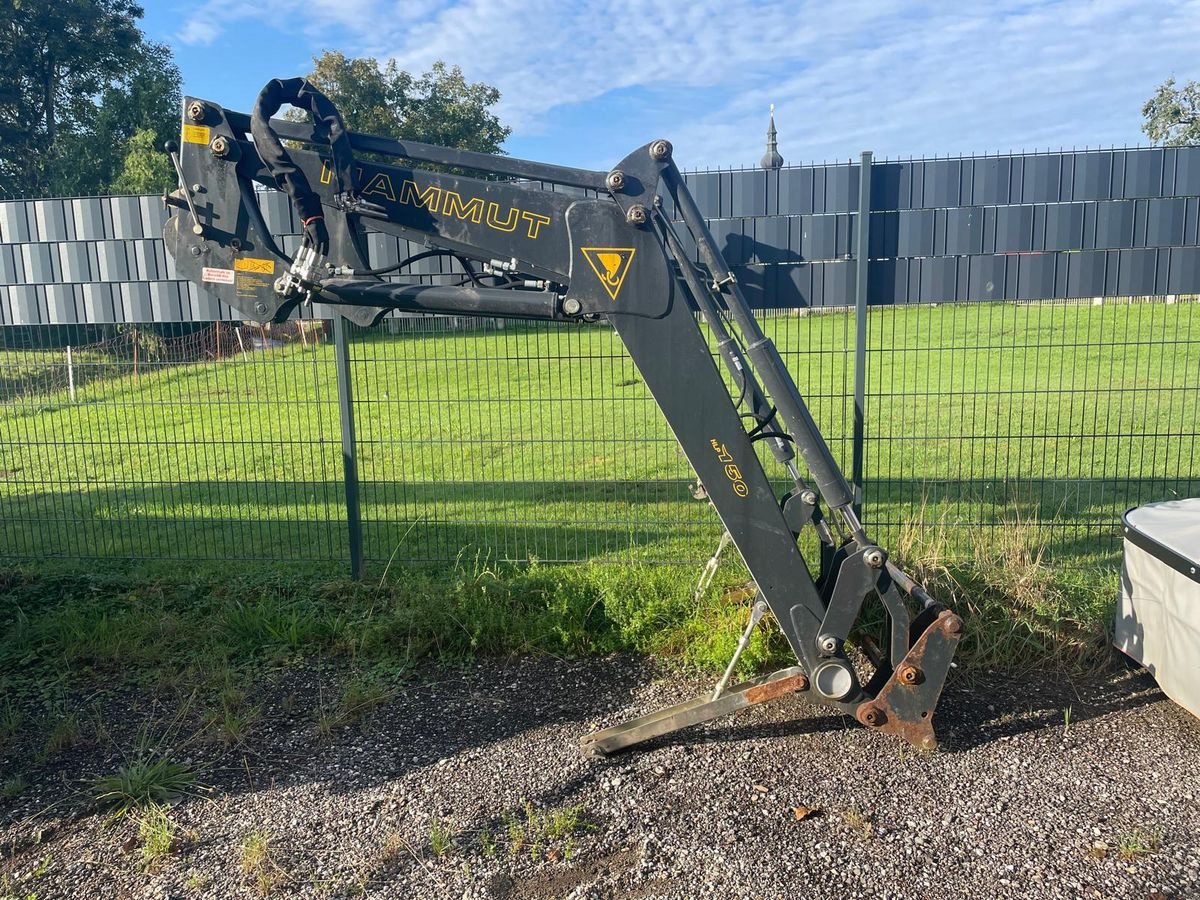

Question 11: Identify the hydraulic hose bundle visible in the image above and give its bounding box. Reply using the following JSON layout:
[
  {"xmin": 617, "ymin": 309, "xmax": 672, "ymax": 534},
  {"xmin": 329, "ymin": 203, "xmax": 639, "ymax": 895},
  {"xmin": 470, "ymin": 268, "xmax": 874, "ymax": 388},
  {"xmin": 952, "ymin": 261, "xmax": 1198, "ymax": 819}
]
[{"xmin": 250, "ymin": 77, "xmax": 357, "ymax": 255}]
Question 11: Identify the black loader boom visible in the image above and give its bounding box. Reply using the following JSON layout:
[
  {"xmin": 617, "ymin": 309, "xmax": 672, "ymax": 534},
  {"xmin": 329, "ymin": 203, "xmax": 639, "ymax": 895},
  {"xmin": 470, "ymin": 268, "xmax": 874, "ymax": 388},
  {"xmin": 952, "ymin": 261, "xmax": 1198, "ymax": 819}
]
[{"xmin": 163, "ymin": 78, "xmax": 963, "ymax": 754}]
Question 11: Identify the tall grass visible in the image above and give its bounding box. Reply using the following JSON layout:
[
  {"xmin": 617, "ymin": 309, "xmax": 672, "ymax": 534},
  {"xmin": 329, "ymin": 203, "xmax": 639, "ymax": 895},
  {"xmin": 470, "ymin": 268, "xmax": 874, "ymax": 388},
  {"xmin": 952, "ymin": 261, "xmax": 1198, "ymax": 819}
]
[{"xmin": 891, "ymin": 499, "xmax": 1116, "ymax": 670}]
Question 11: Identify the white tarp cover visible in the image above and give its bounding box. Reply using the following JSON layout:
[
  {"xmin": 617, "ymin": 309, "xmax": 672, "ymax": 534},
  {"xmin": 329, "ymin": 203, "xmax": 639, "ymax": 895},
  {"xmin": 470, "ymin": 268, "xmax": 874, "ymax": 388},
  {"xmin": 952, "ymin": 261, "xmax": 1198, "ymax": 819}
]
[{"xmin": 1115, "ymin": 498, "xmax": 1200, "ymax": 718}]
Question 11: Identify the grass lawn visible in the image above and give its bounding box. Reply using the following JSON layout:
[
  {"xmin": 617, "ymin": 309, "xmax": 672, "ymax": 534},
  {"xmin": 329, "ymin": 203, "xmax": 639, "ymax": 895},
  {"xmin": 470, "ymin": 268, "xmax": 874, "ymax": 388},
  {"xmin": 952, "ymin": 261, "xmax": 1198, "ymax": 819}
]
[
  {"xmin": 0, "ymin": 300, "xmax": 1195, "ymax": 568},
  {"xmin": 0, "ymin": 299, "xmax": 1196, "ymax": 669}
]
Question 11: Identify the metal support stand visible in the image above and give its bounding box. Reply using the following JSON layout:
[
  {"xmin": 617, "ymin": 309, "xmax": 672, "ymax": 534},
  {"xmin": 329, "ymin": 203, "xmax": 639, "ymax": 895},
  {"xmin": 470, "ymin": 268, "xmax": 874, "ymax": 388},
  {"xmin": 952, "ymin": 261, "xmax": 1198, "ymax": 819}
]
[
  {"xmin": 711, "ymin": 599, "xmax": 768, "ymax": 700},
  {"xmin": 580, "ymin": 665, "xmax": 810, "ymax": 757},
  {"xmin": 693, "ymin": 530, "xmax": 732, "ymax": 603}
]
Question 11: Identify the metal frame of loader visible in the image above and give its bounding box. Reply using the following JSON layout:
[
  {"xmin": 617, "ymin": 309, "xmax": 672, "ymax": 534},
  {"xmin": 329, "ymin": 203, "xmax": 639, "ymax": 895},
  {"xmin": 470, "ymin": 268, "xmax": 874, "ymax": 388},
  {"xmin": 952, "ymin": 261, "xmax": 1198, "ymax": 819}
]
[{"xmin": 163, "ymin": 79, "xmax": 963, "ymax": 755}]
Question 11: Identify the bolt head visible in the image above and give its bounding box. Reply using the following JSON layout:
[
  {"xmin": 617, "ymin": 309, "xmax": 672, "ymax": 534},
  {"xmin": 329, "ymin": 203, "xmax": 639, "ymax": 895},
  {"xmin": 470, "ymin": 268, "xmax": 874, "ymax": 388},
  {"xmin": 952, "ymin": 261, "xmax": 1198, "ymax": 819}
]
[
  {"xmin": 800, "ymin": 490, "xmax": 818, "ymax": 505},
  {"xmin": 254, "ymin": 302, "xmax": 268, "ymax": 315},
  {"xmin": 187, "ymin": 101, "xmax": 205, "ymax": 122},
  {"xmin": 921, "ymin": 735, "xmax": 938, "ymax": 751},
  {"xmin": 210, "ymin": 136, "xmax": 229, "ymax": 157},
  {"xmin": 818, "ymin": 634, "xmax": 838, "ymax": 655},
  {"xmin": 606, "ymin": 170, "xmax": 626, "ymax": 191},
  {"xmin": 626, "ymin": 205, "xmax": 648, "ymax": 225},
  {"xmin": 864, "ymin": 547, "xmax": 886, "ymax": 568},
  {"xmin": 649, "ymin": 139, "xmax": 673, "ymax": 161},
  {"xmin": 943, "ymin": 613, "xmax": 964, "ymax": 635},
  {"xmin": 562, "ymin": 297, "xmax": 582, "ymax": 315},
  {"xmin": 896, "ymin": 664, "xmax": 922, "ymax": 685},
  {"xmin": 857, "ymin": 703, "xmax": 884, "ymax": 727}
]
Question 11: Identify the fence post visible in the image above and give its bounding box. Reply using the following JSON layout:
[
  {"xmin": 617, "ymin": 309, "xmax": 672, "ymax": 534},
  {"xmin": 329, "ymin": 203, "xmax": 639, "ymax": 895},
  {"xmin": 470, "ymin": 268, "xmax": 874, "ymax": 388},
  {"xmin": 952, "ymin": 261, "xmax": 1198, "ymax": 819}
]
[
  {"xmin": 66, "ymin": 345, "xmax": 75, "ymax": 402},
  {"xmin": 852, "ymin": 150, "xmax": 873, "ymax": 519},
  {"xmin": 333, "ymin": 315, "xmax": 364, "ymax": 580}
]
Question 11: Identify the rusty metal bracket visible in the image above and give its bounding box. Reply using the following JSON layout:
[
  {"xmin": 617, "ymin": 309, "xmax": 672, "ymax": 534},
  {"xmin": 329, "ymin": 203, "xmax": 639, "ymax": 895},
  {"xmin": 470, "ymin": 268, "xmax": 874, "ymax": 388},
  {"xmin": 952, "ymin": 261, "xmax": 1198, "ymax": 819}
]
[{"xmin": 855, "ymin": 609, "xmax": 963, "ymax": 750}]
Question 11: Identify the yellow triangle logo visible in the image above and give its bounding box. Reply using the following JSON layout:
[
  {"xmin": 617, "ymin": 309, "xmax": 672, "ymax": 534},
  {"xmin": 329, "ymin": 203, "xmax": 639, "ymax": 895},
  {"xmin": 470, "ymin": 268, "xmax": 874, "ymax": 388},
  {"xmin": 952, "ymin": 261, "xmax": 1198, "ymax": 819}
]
[{"xmin": 581, "ymin": 247, "xmax": 636, "ymax": 301}]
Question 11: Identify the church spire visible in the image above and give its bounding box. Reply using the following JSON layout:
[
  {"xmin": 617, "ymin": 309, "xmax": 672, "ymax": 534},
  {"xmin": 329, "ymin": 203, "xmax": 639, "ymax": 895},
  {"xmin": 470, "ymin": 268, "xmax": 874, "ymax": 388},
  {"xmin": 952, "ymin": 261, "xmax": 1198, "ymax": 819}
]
[{"xmin": 760, "ymin": 104, "xmax": 784, "ymax": 170}]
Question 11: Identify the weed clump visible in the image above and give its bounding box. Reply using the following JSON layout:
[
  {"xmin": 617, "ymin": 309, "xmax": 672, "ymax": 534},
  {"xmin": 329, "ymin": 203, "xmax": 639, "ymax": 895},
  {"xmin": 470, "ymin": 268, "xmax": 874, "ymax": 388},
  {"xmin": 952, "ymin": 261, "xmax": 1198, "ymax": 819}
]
[
  {"xmin": 93, "ymin": 755, "xmax": 194, "ymax": 815},
  {"xmin": 497, "ymin": 800, "xmax": 594, "ymax": 861},
  {"xmin": 136, "ymin": 803, "xmax": 177, "ymax": 871},
  {"xmin": 239, "ymin": 829, "xmax": 283, "ymax": 895}
]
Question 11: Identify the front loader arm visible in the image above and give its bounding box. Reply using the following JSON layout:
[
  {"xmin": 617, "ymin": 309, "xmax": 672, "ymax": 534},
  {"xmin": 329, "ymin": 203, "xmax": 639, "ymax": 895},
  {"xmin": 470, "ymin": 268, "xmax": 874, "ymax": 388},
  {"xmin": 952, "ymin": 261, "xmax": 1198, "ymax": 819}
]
[
  {"xmin": 164, "ymin": 85, "xmax": 962, "ymax": 753},
  {"xmin": 164, "ymin": 97, "xmax": 591, "ymax": 325}
]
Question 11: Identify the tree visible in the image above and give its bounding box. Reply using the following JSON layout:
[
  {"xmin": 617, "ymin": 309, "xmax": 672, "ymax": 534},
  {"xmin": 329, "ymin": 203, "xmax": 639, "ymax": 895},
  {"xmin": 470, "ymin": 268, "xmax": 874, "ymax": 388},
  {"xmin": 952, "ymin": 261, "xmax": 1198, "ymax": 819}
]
[
  {"xmin": 0, "ymin": 0, "xmax": 145, "ymax": 195},
  {"xmin": 109, "ymin": 127, "xmax": 174, "ymax": 194},
  {"xmin": 300, "ymin": 51, "xmax": 404, "ymax": 138},
  {"xmin": 401, "ymin": 62, "xmax": 509, "ymax": 153},
  {"xmin": 0, "ymin": 3, "xmax": 180, "ymax": 197},
  {"xmin": 298, "ymin": 52, "xmax": 510, "ymax": 155},
  {"xmin": 94, "ymin": 42, "xmax": 182, "ymax": 165},
  {"xmin": 1142, "ymin": 77, "xmax": 1200, "ymax": 146},
  {"xmin": 86, "ymin": 41, "xmax": 181, "ymax": 195}
]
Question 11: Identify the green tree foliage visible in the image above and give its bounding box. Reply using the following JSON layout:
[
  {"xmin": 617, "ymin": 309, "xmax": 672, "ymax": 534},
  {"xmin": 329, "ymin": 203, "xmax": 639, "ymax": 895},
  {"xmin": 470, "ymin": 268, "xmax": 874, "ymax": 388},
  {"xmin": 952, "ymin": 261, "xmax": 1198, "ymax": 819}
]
[
  {"xmin": 47, "ymin": 41, "xmax": 181, "ymax": 197},
  {"xmin": 109, "ymin": 127, "xmax": 174, "ymax": 194},
  {"xmin": 95, "ymin": 42, "xmax": 182, "ymax": 167},
  {"xmin": 299, "ymin": 51, "xmax": 510, "ymax": 154},
  {"xmin": 403, "ymin": 61, "xmax": 510, "ymax": 152},
  {"xmin": 0, "ymin": 1, "xmax": 180, "ymax": 196},
  {"xmin": 1142, "ymin": 77, "xmax": 1200, "ymax": 146}
]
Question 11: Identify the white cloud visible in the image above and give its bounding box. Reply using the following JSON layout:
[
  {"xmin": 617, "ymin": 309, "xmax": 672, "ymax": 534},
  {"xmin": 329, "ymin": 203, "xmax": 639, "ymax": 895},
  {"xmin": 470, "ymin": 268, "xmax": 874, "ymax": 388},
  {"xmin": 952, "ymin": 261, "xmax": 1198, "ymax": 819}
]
[
  {"xmin": 377, "ymin": 0, "xmax": 905, "ymax": 130},
  {"xmin": 670, "ymin": 0, "xmax": 1200, "ymax": 164},
  {"xmin": 175, "ymin": 0, "xmax": 392, "ymax": 47},
  {"xmin": 173, "ymin": 0, "xmax": 1200, "ymax": 164},
  {"xmin": 176, "ymin": 17, "xmax": 220, "ymax": 46}
]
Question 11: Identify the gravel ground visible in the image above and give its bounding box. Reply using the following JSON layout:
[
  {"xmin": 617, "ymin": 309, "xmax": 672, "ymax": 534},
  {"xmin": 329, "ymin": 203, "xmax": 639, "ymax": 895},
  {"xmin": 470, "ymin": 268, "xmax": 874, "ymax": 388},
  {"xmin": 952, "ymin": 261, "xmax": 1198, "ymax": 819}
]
[{"xmin": 1, "ymin": 656, "xmax": 1198, "ymax": 900}]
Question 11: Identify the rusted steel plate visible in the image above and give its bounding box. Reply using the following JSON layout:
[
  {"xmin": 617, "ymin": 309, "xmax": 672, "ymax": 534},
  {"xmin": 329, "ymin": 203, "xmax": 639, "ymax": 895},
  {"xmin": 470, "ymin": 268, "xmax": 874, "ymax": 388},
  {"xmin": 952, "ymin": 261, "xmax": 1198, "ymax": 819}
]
[
  {"xmin": 856, "ymin": 609, "xmax": 963, "ymax": 750},
  {"xmin": 744, "ymin": 672, "xmax": 809, "ymax": 704}
]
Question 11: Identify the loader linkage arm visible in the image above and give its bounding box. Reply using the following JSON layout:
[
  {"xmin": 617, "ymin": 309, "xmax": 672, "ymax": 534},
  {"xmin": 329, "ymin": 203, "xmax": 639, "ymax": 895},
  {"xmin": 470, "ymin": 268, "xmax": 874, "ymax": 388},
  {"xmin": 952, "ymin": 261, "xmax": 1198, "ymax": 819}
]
[{"xmin": 164, "ymin": 80, "xmax": 963, "ymax": 754}]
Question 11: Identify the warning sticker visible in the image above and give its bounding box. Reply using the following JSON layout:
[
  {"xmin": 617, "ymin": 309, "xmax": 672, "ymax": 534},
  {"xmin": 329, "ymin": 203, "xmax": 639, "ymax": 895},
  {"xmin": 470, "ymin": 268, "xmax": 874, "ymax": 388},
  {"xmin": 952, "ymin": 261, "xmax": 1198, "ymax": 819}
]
[
  {"xmin": 182, "ymin": 124, "xmax": 211, "ymax": 145},
  {"xmin": 234, "ymin": 257, "xmax": 275, "ymax": 274},
  {"xmin": 236, "ymin": 272, "xmax": 271, "ymax": 299},
  {"xmin": 201, "ymin": 267, "xmax": 235, "ymax": 285},
  {"xmin": 580, "ymin": 247, "xmax": 636, "ymax": 301}
]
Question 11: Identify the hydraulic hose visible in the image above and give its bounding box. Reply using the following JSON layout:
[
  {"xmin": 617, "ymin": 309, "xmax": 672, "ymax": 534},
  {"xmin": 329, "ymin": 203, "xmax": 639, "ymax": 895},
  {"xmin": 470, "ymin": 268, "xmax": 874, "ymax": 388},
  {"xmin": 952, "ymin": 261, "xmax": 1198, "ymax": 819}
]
[{"xmin": 250, "ymin": 78, "xmax": 356, "ymax": 222}]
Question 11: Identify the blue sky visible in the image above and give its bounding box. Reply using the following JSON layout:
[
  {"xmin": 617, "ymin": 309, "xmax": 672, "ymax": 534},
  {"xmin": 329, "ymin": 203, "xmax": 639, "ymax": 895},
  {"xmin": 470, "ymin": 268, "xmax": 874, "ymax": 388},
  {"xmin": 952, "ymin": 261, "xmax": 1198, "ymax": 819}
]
[{"xmin": 142, "ymin": 0, "xmax": 1200, "ymax": 171}]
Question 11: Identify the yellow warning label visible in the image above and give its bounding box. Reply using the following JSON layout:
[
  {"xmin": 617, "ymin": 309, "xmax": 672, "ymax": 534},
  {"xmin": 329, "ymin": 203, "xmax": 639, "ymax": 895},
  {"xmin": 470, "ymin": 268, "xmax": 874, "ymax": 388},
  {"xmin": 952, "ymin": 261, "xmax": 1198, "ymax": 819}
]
[
  {"xmin": 182, "ymin": 124, "xmax": 211, "ymax": 145},
  {"xmin": 234, "ymin": 257, "xmax": 275, "ymax": 275},
  {"xmin": 581, "ymin": 247, "xmax": 636, "ymax": 301}
]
